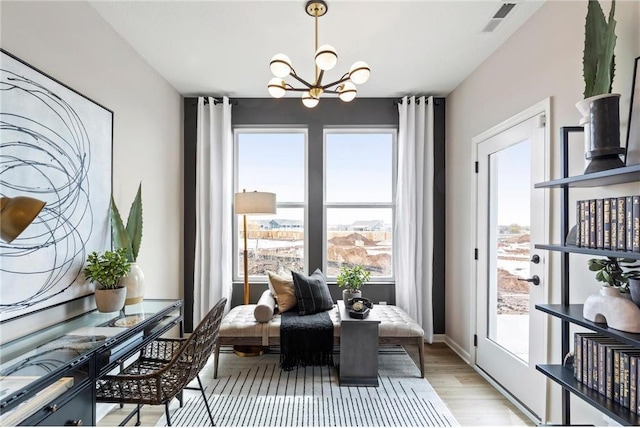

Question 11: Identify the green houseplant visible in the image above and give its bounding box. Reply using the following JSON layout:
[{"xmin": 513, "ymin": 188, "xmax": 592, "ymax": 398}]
[
  {"xmin": 110, "ymin": 183, "xmax": 145, "ymax": 304},
  {"xmin": 578, "ymin": 0, "xmax": 623, "ymax": 173},
  {"xmin": 337, "ymin": 264, "xmax": 371, "ymax": 307},
  {"xmin": 588, "ymin": 256, "xmax": 640, "ymax": 291},
  {"xmin": 84, "ymin": 248, "xmax": 131, "ymax": 312}
]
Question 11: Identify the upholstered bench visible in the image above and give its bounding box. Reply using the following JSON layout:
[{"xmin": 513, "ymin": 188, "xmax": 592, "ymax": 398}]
[{"xmin": 214, "ymin": 300, "xmax": 425, "ymax": 378}]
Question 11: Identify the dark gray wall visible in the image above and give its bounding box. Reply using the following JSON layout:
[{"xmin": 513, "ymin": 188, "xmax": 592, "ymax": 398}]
[{"xmin": 182, "ymin": 97, "xmax": 445, "ymax": 334}]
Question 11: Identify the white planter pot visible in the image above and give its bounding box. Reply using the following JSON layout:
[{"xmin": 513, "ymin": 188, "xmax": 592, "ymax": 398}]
[
  {"xmin": 121, "ymin": 262, "xmax": 145, "ymax": 305},
  {"xmin": 95, "ymin": 287, "xmax": 127, "ymax": 313},
  {"xmin": 342, "ymin": 289, "xmax": 362, "ymax": 308}
]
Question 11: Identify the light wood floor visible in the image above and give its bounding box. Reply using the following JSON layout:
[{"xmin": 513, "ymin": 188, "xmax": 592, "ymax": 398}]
[{"xmin": 98, "ymin": 342, "xmax": 534, "ymax": 427}]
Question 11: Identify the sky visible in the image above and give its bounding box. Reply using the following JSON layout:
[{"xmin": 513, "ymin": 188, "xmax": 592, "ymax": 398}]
[
  {"xmin": 237, "ymin": 131, "xmax": 393, "ymax": 226},
  {"xmin": 494, "ymin": 139, "xmax": 531, "ymax": 227}
]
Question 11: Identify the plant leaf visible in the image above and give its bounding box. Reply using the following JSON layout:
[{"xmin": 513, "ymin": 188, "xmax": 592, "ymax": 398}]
[
  {"xmin": 583, "ymin": 0, "xmax": 607, "ymax": 97},
  {"xmin": 126, "ymin": 183, "xmax": 143, "ymax": 262},
  {"xmin": 110, "ymin": 195, "xmax": 134, "ymax": 262},
  {"xmin": 592, "ymin": 0, "xmax": 617, "ymax": 96}
]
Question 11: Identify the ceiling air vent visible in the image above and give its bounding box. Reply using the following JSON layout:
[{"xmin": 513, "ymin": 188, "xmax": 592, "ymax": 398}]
[{"xmin": 481, "ymin": 2, "xmax": 517, "ymax": 33}]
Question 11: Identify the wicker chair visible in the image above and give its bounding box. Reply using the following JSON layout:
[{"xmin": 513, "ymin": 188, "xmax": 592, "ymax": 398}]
[{"xmin": 96, "ymin": 298, "xmax": 227, "ymax": 426}]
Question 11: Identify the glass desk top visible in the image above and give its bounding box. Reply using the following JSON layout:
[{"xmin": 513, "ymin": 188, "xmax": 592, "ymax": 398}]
[{"xmin": 0, "ymin": 299, "xmax": 182, "ymax": 410}]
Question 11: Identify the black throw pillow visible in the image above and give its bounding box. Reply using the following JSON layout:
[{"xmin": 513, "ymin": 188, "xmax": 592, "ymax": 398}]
[{"xmin": 291, "ymin": 269, "xmax": 334, "ymax": 315}]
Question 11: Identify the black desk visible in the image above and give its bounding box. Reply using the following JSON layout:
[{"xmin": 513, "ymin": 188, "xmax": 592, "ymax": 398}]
[{"xmin": 0, "ymin": 299, "xmax": 183, "ymax": 426}]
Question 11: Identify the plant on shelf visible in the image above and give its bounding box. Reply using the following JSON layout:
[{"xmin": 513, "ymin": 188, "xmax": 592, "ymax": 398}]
[
  {"xmin": 337, "ymin": 264, "xmax": 371, "ymax": 291},
  {"xmin": 110, "ymin": 183, "xmax": 143, "ymax": 263},
  {"xmin": 587, "ymin": 256, "xmax": 639, "ymax": 292},
  {"xmin": 84, "ymin": 248, "xmax": 131, "ymax": 289},
  {"xmin": 582, "ymin": 0, "xmax": 617, "ymax": 99}
]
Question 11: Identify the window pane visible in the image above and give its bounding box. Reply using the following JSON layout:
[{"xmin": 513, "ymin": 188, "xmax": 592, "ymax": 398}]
[
  {"xmin": 326, "ymin": 208, "xmax": 392, "ymax": 277},
  {"xmin": 237, "ymin": 132, "xmax": 304, "ymax": 202},
  {"xmin": 238, "ymin": 208, "xmax": 304, "ymax": 277},
  {"xmin": 326, "ymin": 133, "xmax": 393, "ymax": 203}
]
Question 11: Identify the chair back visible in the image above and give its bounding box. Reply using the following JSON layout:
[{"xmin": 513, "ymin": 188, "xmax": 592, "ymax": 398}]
[{"xmin": 162, "ymin": 298, "xmax": 227, "ymax": 398}]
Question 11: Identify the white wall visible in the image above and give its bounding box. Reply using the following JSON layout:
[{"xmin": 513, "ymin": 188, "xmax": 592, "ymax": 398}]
[
  {"xmin": 1, "ymin": 1, "xmax": 183, "ymax": 340},
  {"xmin": 446, "ymin": 0, "xmax": 639, "ymax": 424}
]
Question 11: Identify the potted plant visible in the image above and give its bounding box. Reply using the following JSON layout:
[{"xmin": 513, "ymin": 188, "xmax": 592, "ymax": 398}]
[
  {"xmin": 577, "ymin": 0, "xmax": 624, "ymax": 173},
  {"xmin": 111, "ymin": 183, "xmax": 145, "ymax": 305},
  {"xmin": 588, "ymin": 256, "xmax": 640, "ymax": 295},
  {"xmin": 336, "ymin": 264, "xmax": 371, "ymax": 308},
  {"xmin": 84, "ymin": 248, "xmax": 131, "ymax": 312}
]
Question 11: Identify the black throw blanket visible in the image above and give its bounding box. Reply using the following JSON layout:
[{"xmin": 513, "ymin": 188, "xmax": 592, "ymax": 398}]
[{"xmin": 280, "ymin": 311, "xmax": 334, "ymax": 371}]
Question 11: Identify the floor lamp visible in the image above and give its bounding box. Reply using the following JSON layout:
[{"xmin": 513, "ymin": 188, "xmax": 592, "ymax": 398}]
[
  {"xmin": 0, "ymin": 196, "xmax": 46, "ymax": 243},
  {"xmin": 234, "ymin": 189, "xmax": 276, "ymax": 356}
]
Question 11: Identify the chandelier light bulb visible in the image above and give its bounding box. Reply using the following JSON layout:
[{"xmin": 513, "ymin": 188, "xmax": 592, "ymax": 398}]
[
  {"xmin": 314, "ymin": 45, "xmax": 338, "ymax": 71},
  {"xmin": 338, "ymin": 82, "xmax": 357, "ymax": 102},
  {"xmin": 349, "ymin": 61, "xmax": 370, "ymax": 85},
  {"xmin": 267, "ymin": 78, "xmax": 287, "ymax": 98},
  {"xmin": 270, "ymin": 54, "xmax": 292, "ymax": 78},
  {"xmin": 302, "ymin": 92, "xmax": 320, "ymax": 108}
]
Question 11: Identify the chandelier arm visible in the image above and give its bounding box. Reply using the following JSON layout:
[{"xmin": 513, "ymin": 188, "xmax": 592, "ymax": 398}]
[
  {"xmin": 315, "ymin": 69, "xmax": 325, "ymax": 87},
  {"xmin": 320, "ymin": 74, "xmax": 351, "ymax": 90},
  {"xmin": 289, "ymin": 73, "xmax": 314, "ymax": 89},
  {"xmin": 284, "ymin": 88, "xmax": 313, "ymax": 93}
]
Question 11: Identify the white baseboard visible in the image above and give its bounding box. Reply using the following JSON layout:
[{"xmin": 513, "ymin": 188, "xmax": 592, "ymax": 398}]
[
  {"xmin": 443, "ymin": 336, "xmax": 471, "ymax": 364},
  {"xmin": 431, "ymin": 334, "xmax": 446, "ymax": 343}
]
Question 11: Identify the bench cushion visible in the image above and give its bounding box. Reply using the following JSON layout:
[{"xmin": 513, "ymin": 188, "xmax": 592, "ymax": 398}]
[{"xmin": 220, "ymin": 303, "xmax": 423, "ymax": 341}]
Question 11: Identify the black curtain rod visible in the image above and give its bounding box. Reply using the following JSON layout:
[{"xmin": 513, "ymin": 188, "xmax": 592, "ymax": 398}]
[{"xmin": 202, "ymin": 97, "xmax": 238, "ymax": 106}]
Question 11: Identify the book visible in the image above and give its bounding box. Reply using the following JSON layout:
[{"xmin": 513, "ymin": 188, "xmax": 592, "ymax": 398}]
[
  {"xmin": 606, "ymin": 344, "xmax": 636, "ymax": 400},
  {"xmin": 611, "ymin": 197, "xmax": 618, "ymax": 251},
  {"xmin": 604, "ymin": 198, "xmax": 611, "ymax": 250},
  {"xmin": 581, "ymin": 200, "xmax": 588, "ymax": 247},
  {"xmin": 575, "ymin": 333, "xmax": 582, "ymax": 382},
  {"xmin": 620, "ymin": 350, "xmax": 640, "ymax": 408},
  {"xmin": 627, "ymin": 196, "xmax": 634, "ymax": 251},
  {"xmin": 633, "ymin": 195, "xmax": 639, "ymax": 252},
  {"xmin": 631, "ymin": 356, "xmax": 638, "ymax": 414},
  {"xmin": 590, "ymin": 199, "xmax": 597, "ymax": 248},
  {"xmin": 597, "ymin": 198, "xmax": 604, "ymax": 249},
  {"xmin": 597, "ymin": 338, "xmax": 624, "ymax": 395},
  {"xmin": 576, "ymin": 200, "xmax": 582, "ymax": 247},
  {"xmin": 619, "ymin": 197, "xmax": 627, "ymax": 250}
]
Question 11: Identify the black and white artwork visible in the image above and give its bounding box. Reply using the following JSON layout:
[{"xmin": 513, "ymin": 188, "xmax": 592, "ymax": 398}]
[
  {"xmin": 626, "ymin": 56, "xmax": 640, "ymax": 166},
  {"xmin": 0, "ymin": 50, "xmax": 112, "ymax": 321}
]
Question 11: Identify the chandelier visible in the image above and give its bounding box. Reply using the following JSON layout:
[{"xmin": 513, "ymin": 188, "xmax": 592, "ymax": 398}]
[{"xmin": 267, "ymin": 0, "xmax": 370, "ymax": 108}]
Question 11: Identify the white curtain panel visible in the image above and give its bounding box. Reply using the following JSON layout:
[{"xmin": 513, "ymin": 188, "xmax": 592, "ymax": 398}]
[
  {"xmin": 395, "ymin": 95, "xmax": 435, "ymax": 343},
  {"xmin": 194, "ymin": 96, "xmax": 233, "ymax": 323}
]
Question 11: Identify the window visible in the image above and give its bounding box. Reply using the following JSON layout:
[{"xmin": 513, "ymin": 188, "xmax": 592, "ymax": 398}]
[
  {"xmin": 324, "ymin": 130, "xmax": 396, "ymax": 279},
  {"xmin": 234, "ymin": 129, "xmax": 306, "ymax": 279}
]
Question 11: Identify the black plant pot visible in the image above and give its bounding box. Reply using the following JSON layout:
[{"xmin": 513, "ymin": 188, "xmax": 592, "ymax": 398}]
[{"xmin": 585, "ymin": 94, "xmax": 625, "ymax": 174}]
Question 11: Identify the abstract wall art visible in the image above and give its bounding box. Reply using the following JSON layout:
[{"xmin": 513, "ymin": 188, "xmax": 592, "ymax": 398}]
[{"xmin": 0, "ymin": 49, "xmax": 112, "ymax": 322}]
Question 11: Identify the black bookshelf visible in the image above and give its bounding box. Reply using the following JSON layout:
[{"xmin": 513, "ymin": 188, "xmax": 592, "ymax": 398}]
[
  {"xmin": 535, "ymin": 244, "xmax": 640, "ymax": 260},
  {"xmin": 534, "ymin": 164, "xmax": 640, "ymax": 189},
  {"xmin": 536, "ymin": 364, "xmax": 640, "ymax": 426}
]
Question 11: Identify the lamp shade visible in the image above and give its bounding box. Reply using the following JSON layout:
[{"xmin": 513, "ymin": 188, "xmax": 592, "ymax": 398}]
[
  {"xmin": 270, "ymin": 54, "xmax": 292, "ymax": 78},
  {"xmin": 267, "ymin": 78, "xmax": 287, "ymax": 98},
  {"xmin": 302, "ymin": 92, "xmax": 320, "ymax": 108},
  {"xmin": 0, "ymin": 196, "xmax": 46, "ymax": 243},
  {"xmin": 234, "ymin": 191, "xmax": 276, "ymax": 215},
  {"xmin": 315, "ymin": 44, "xmax": 338, "ymax": 71},
  {"xmin": 338, "ymin": 81, "xmax": 357, "ymax": 102},
  {"xmin": 349, "ymin": 61, "xmax": 370, "ymax": 85}
]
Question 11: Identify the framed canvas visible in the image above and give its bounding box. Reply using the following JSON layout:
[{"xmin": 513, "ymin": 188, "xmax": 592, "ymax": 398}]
[
  {"xmin": 0, "ymin": 49, "xmax": 113, "ymax": 322},
  {"xmin": 626, "ymin": 56, "xmax": 640, "ymax": 165}
]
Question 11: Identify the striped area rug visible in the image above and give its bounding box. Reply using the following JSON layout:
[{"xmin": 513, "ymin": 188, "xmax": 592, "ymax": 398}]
[{"xmin": 158, "ymin": 347, "xmax": 458, "ymax": 427}]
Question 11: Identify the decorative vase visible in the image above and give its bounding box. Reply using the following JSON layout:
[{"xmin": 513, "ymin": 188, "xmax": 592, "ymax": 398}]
[
  {"xmin": 577, "ymin": 93, "xmax": 625, "ymax": 174},
  {"xmin": 583, "ymin": 286, "xmax": 640, "ymax": 333},
  {"xmin": 95, "ymin": 287, "xmax": 127, "ymax": 313},
  {"xmin": 629, "ymin": 278, "xmax": 640, "ymax": 307},
  {"xmin": 121, "ymin": 262, "xmax": 145, "ymax": 305},
  {"xmin": 342, "ymin": 289, "xmax": 361, "ymax": 308}
]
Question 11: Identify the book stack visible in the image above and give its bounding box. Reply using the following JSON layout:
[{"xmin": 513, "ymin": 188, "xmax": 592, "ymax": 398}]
[
  {"xmin": 575, "ymin": 195, "xmax": 640, "ymax": 251},
  {"xmin": 574, "ymin": 333, "xmax": 640, "ymax": 412}
]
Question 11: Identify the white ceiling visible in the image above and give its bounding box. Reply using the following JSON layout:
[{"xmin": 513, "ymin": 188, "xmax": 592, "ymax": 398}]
[{"xmin": 89, "ymin": 0, "xmax": 546, "ymax": 98}]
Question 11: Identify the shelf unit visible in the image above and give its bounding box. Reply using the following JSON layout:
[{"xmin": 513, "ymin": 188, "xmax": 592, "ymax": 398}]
[{"xmin": 535, "ymin": 127, "xmax": 640, "ymax": 425}]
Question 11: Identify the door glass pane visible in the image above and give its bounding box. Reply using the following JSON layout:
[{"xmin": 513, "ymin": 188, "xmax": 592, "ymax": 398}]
[{"xmin": 487, "ymin": 139, "xmax": 531, "ymax": 362}]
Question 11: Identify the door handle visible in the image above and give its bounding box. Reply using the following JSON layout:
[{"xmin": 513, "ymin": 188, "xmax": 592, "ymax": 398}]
[
  {"xmin": 531, "ymin": 254, "xmax": 540, "ymax": 264},
  {"xmin": 518, "ymin": 275, "xmax": 540, "ymax": 286}
]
